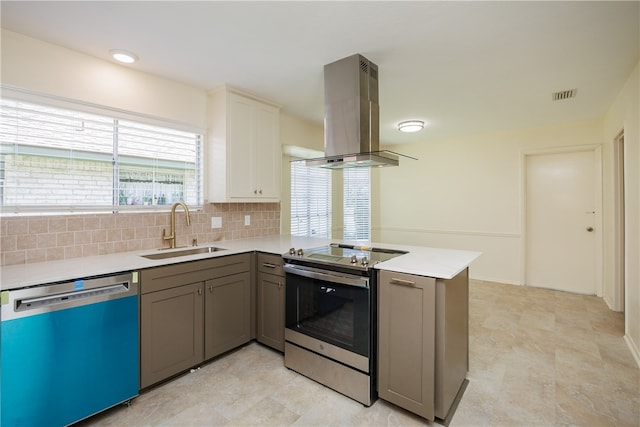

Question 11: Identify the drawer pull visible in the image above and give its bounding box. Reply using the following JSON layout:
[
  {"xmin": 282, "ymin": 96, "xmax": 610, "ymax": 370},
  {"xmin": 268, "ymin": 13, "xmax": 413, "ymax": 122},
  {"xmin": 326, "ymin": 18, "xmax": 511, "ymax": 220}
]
[
  {"xmin": 390, "ymin": 278, "xmax": 416, "ymax": 287},
  {"xmin": 262, "ymin": 263, "xmax": 277, "ymax": 269}
]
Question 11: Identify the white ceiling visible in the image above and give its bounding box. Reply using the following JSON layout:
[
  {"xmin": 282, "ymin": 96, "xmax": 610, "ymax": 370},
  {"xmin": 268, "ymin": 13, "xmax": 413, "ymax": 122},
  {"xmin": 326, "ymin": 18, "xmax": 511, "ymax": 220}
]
[{"xmin": 1, "ymin": 1, "xmax": 639, "ymax": 145}]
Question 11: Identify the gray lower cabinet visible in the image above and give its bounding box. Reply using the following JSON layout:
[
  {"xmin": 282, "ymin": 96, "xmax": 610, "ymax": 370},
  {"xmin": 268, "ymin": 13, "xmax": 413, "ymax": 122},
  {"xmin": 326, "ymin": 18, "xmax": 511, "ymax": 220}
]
[
  {"xmin": 378, "ymin": 268, "xmax": 470, "ymax": 422},
  {"xmin": 140, "ymin": 281, "xmax": 204, "ymax": 389},
  {"xmin": 434, "ymin": 267, "xmax": 469, "ymax": 420},
  {"xmin": 256, "ymin": 253, "xmax": 285, "ymax": 351},
  {"xmin": 140, "ymin": 253, "xmax": 251, "ymax": 388},
  {"xmin": 205, "ymin": 271, "xmax": 251, "ymax": 359},
  {"xmin": 378, "ymin": 270, "xmax": 436, "ymax": 420}
]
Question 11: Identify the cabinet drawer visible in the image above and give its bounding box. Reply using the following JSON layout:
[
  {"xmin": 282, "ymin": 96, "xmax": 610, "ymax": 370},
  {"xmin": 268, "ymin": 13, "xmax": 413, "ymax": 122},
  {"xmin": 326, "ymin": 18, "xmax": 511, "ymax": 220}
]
[
  {"xmin": 380, "ymin": 270, "xmax": 435, "ymax": 289},
  {"xmin": 141, "ymin": 253, "xmax": 251, "ymax": 294},
  {"xmin": 257, "ymin": 252, "xmax": 284, "ymax": 276}
]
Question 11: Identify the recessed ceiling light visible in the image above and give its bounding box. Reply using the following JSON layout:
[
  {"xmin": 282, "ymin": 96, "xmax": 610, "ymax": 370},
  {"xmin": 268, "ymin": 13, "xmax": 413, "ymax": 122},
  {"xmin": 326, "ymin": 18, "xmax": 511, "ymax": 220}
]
[
  {"xmin": 398, "ymin": 120, "xmax": 424, "ymax": 133},
  {"xmin": 110, "ymin": 49, "xmax": 138, "ymax": 64}
]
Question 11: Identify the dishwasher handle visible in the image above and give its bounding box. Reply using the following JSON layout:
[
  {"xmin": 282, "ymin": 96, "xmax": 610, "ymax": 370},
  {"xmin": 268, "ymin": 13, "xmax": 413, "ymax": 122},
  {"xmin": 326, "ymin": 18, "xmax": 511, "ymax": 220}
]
[
  {"xmin": 16, "ymin": 283, "xmax": 130, "ymax": 312},
  {"xmin": 2, "ymin": 272, "xmax": 136, "ymax": 321}
]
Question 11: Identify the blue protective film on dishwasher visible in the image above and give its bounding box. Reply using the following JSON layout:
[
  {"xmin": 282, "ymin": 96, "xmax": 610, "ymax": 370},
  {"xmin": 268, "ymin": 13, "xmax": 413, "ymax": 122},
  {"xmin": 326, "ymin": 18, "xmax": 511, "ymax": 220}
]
[
  {"xmin": 1, "ymin": 295, "xmax": 139, "ymax": 426},
  {"xmin": 74, "ymin": 279, "xmax": 84, "ymax": 290}
]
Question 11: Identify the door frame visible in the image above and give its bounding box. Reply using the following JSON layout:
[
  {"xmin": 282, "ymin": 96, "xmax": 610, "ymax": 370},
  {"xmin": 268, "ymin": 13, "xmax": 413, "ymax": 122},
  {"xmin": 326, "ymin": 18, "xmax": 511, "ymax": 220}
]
[
  {"xmin": 520, "ymin": 145, "xmax": 603, "ymax": 295},
  {"xmin": 613, "ymin": 131, "xmax": 625, "ymax": 312}
]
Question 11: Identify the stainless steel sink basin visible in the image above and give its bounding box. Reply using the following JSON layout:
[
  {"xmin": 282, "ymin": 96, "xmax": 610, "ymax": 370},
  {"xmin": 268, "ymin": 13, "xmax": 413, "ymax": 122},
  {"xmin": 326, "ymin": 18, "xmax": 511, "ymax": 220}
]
[{"xmin": 141, "ymin": 246, "xmax": 226, "ymax": 260}]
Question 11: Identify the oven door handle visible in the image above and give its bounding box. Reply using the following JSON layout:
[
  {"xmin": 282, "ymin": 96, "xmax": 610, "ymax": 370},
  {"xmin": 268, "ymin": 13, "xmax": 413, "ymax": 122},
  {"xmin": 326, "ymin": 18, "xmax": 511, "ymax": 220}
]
[{"xmin": 284, "ymin": 265, "xmax": 369, "ymax": 288}]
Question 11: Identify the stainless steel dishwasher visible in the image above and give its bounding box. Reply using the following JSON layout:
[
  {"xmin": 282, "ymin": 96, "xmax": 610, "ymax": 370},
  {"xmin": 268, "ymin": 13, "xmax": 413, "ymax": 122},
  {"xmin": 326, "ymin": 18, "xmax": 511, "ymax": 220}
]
[{"xmin": 1, "ymin": 272, "xmax": 139, "ymax": 426}]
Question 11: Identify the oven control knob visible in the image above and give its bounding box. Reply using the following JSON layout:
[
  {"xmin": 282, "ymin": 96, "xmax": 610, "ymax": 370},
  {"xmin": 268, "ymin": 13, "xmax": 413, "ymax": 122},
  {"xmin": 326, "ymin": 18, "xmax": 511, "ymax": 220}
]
[
  {"xmin": 361, "ymin": 256, "xmax": 369, "ymax": 266},
  {"xmin": 350, "ymin": 255, "xmax": 358, "ymax": 264},
  {"xmin": 297, "ymin": 248, "xmax": 304, "ymax": 256},
  {"xmin": 289, "ymin": 247, "xmax": 296, "ymax": 255}
]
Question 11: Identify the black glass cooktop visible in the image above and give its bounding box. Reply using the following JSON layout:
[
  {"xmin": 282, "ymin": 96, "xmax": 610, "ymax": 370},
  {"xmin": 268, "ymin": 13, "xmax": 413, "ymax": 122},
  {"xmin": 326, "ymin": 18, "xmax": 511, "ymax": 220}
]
[{"xmin": 284, "ymin": 243, "xmax": 407, "ymax": 270}]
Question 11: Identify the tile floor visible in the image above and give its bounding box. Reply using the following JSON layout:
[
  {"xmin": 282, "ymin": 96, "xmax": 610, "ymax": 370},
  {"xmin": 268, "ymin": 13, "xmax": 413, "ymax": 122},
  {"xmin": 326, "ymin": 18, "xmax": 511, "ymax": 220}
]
[{"xmin": 79, "ymin": 280, "xmax": 639, "ymax": 426}]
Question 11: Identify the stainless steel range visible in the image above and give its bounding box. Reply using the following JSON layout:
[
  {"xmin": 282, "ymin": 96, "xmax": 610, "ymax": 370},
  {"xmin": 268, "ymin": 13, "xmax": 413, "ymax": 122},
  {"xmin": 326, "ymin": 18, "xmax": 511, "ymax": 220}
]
[{"xmin": 282, "ymin": 243, "xmax": 407, "ymax": 406}]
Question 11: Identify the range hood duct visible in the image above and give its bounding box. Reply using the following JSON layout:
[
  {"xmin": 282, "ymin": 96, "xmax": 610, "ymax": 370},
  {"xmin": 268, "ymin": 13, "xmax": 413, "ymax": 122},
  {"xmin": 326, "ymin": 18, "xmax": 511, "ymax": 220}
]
[{"xmin": 306, "ymin": 54, "xmax": 406, "ymax": 169}]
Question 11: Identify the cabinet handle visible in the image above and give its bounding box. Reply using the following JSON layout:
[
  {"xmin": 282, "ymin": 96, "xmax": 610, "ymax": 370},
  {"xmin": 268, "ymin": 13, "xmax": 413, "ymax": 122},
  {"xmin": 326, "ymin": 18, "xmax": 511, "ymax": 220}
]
[
  {"xmin": 209, "ymin": 286, "xmax": 213, "ymax": 293},
  {"xmin": 262, "ymin": 262, "xmax": 277, "ymax": 269},
  {"xmin": 259, "ymin": 189, "xmax": 262, "ymax": 195},
  {"xmin": 254, "ymin": 190, "xmax": 258, "ymax": 195},
  {"xmin": 278, "ymin": 282, "xmax": 283, "ymax": 289},
  {"xmin": 197, "ymin": 288, "xmax": 202, "ymax": 296},
  {"xmin": 390, "ymin": 278, "xmax": 416, "ymax": 287}
]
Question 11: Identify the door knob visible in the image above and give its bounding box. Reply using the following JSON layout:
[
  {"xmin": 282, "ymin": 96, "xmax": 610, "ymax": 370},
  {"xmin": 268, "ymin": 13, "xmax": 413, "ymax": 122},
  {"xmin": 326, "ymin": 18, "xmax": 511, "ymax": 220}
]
[{"xmin": 586, "ymin": 227, "xmax": 594, "ymax": 232}]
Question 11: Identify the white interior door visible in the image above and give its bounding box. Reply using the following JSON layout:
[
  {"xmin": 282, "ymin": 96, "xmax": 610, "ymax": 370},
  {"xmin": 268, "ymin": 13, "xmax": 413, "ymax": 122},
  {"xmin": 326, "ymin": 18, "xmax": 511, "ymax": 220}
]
[{"xmin": 525, "ymin": 150, "xmax": 597, "ymax": 294}]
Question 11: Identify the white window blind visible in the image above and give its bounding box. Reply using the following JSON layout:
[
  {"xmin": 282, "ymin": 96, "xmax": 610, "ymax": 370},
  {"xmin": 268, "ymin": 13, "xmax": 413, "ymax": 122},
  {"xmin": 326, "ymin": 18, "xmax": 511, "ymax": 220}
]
[
  {"xmin": 343, "ymin": 168, "xmax": 370, "ymax": 241},
  {"xmin": 290, "ymin": 160, "xmax": 331, "ymax": 238},
  {"xmin": 0, "ymin": 97, "xmax": 202, "ymax": 213}
]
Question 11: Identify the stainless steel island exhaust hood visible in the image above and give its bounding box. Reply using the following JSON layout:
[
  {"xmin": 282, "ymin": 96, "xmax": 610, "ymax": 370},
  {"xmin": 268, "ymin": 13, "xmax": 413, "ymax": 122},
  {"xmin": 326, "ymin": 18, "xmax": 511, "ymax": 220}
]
[{"xmin": 305, "ymin": 54, "xmax": 414, "ymax": 169}]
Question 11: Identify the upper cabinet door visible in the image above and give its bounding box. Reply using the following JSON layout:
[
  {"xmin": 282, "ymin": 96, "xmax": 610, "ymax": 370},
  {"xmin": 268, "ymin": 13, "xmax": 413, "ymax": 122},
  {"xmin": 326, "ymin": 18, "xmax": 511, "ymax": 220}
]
[
  {"xmin": 252, "ymin": 102, "xmax": 280, "ymax": 199},
  {"xmin": 208, "ymin": 87, "xmax": 281, "ymax": 202},
  {"xmin": 228, "ymin": 93, "xmax": 255, "ymax": 198}
]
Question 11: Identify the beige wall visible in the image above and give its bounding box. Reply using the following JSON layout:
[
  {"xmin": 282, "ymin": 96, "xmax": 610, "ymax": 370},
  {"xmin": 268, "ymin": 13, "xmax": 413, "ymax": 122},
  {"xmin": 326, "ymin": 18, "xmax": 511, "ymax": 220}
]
[
  {"xmin": 1, "ymin": 29, "xmax": 207, "ymax": 129},
  {"xmin": 604, "ymin": 62, "xmax": 640, "ymax": 364},
  {"xmin": 376, "ymin": 118, "xmax": 605, "ymax": 285},
  {"xmin": 280, "ymin": 114, "xmax": 324, "ymax": 152}
]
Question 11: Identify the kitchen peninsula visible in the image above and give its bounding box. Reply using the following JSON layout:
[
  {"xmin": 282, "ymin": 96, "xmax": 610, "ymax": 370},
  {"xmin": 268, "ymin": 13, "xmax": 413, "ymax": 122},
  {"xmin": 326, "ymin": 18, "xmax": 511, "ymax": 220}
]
[{"xmin": 1, "ymin": 235, "xmax": 480, "ymax": 425}]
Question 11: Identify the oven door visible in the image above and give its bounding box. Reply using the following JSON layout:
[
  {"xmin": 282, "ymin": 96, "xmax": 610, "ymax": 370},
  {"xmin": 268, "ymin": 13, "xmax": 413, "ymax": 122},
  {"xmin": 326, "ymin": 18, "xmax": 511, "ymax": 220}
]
[{"xmin": 284, "ymin": 264, "xmax": 370, "ymax": 358}]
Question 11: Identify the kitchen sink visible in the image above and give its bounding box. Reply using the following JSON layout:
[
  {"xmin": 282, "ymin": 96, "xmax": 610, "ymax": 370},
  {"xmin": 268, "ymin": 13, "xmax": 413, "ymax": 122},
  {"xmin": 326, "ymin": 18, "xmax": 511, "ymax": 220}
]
[{"xmin": 141, "ymin": 246, "xmax": 226, "ymax": 260}]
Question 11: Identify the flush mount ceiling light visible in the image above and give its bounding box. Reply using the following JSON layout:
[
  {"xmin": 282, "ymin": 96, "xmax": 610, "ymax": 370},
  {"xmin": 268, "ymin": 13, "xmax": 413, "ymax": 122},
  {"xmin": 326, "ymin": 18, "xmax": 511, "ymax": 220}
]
[
  {"xmin": 110, "ymin": 49, "xmax": 138, "ymax": 64},
  {"xmin": 397, "ymin": 120, "xmax": 424, "ymax": 133}
]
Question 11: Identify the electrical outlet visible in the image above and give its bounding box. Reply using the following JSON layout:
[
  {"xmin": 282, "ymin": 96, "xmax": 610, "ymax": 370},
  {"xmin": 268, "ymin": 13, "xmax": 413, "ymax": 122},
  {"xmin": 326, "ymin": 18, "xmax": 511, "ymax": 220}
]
[
  {"xmin": 211, "ymin": 217, "xmax": 222, "ymax": 229},
  {"xmin": 244, "ymin": 215, "xmax": 250, "ymax": 226}
]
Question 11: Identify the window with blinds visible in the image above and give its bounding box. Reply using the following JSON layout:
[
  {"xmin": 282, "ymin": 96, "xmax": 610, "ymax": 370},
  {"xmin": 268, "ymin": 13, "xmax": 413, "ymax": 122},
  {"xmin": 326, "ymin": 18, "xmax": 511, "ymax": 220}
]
[
  {"xmin": 290, "ymin": 160, "xmax": 331, "ymax": 238},
  {"xmin": 343, "ymin": 168, "xmax": 370, "ymax": 241},
  {"xmin": 0, "ymin": 97, "xmax": 202, "ymax": 213}
]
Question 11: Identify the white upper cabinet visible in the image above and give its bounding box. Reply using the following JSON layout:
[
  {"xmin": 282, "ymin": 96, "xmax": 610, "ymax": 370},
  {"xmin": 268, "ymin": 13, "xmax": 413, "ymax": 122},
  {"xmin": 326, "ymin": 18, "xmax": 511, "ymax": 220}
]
[{"xmin": 208, "ymin": 86, "xmax": 281, "ymax": 202}]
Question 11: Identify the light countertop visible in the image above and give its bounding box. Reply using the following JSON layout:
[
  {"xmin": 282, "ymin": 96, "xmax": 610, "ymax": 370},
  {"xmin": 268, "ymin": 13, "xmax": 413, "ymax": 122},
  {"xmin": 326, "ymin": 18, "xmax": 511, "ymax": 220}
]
[{"xmin": 1, "ymin": 235, "xmax": 480, "ymax": 291}]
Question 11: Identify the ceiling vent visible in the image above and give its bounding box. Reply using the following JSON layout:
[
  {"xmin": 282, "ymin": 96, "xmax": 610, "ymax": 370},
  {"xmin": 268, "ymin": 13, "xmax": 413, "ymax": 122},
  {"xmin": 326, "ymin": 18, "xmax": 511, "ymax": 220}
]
[{"xmin": 552, "ymin": 89, "xmax": 577, "ymax": 101}]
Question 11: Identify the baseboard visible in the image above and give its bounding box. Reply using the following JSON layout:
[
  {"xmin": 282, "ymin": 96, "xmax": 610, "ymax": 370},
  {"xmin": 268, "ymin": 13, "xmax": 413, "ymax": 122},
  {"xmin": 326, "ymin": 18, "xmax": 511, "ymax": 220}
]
[
  {"xmin": 469, "ymin": 275, "xmax": 521, "ymax": 286},
  {"xmin": 624, "ymin": 334, "xmax": 640, "ymax": 369},
  {"xmin": 602, "ymin": 294, "xmax": 624, "ymax": 312}
]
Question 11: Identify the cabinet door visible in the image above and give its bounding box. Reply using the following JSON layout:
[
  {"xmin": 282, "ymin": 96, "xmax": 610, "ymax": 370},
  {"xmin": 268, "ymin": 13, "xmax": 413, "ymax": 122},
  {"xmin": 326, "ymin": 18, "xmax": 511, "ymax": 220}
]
[
  {"xmin": 378, "ymin": 270, "xmax": 436, "ymax": 420},
  {"xmin": 204, "ymin": 271, "xmax": 251, "ymax": 359},
  {"xmin": 257, "ymin": 271, "xmax": 285, "ymax": 351},
  {"xmin": 140, "ymin": 282, "xmax": 204, "ymax": 388},
  {"xmin": 208, "ymin": 89, "xmax": 280, "ymax": 202},
  {"xmin": 252, "ymin": 102, "xmax": 280, "ymax": 199},
  {"xmin": 228, "ymin": 93, "xmax": 255, "ymax": 198}
]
